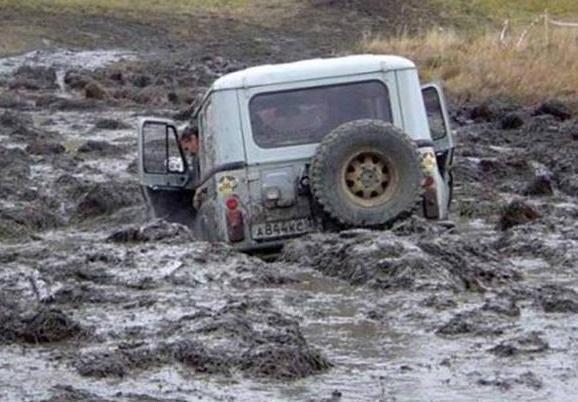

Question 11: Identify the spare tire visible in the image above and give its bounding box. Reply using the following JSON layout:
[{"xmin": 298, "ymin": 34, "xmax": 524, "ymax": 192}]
[{"xmin": 310, "ymin": 120, "xmax": 422, "ymax": 227}]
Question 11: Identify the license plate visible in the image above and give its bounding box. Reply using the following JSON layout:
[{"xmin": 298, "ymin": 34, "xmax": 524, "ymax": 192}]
[{"xmin": 251, "ymin": 217, "xmax": 314, "ymax": 240}]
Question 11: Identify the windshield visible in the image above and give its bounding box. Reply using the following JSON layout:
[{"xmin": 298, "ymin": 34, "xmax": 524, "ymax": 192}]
[{"xmin": 249, "ymin": 80, "xmax": 392, "ymax": 148}]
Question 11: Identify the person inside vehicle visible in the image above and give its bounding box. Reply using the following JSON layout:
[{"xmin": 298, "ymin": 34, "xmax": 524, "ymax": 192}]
[
  {"xmin": 179, "ymin": 124, "xmax": 201, "ymax": 184},
  {"xmin": 180, "ymin": 125, "xmax": 199, "ymax": 156}
]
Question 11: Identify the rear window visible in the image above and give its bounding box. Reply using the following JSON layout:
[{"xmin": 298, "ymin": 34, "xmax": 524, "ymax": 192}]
[{"xmin": 249, "ymin": 80, "xmax": 392, "ymax": 148}]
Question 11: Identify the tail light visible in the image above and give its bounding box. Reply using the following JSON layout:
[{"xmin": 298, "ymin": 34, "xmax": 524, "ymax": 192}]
[
  {"xmin": 226, "ymin": 197, "xmax": 239, "ymax": 210},
  {"xmin": 225, "ymin": 196, "xmax": 245, "ymax": 242}
]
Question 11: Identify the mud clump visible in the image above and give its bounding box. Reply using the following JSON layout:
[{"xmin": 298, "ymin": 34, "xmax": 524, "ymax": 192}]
[
  {"xmin": 84, "ymin": 80, "xmax": 109, "ymax": 100},
  {"xmin": 240, "ymin": 345, "xmax": 332, "ymax": 380},
  {"xmin": 107, "ymin": 219, "xmax": 194, "ymax": 243},
  {"xmin": 437, "ymin": 294, "xmax": 520, "ymax": 336},
  {"xmin": 481, "ymin": 295, "xmax": 521, "ymax": 317},
  {"xmin": 1, "ymin": 203, "xmax": 62, "ymax": 231},
  {"xmin": 523, "ymin": 175, "xmax": 554, "ymax": 196},
  {"xmin": 500, "ymin": 112, "xmax": 525, "ymax": 130},
  {"xmin": 94, "ymin": 118, "xmax": 131, "ymax": 130},
  {"xmin": 76, "ymin": 344, "xmax": 167, "ymax": 378},
  {"xmin": 131, "ymin": 74, "xmax": 152, "ymax": 88},
  {"xmin": 0, "ymin": 221, "xmax": 30, "ymax": 240},
  {"xmin": 45, "ymin": 284, "xmax": 124, "ymax": 306},
  {"xmin": 436, "ymin": 307, "xmax": 515, "ymax": 337},
  {"xmin": 165, "ymin": 340, "xmax": 231, "ymax": 375},
  {"xmin": 534, "ymin": 99, "xmax": 572, "ymax": 121},
  {"xmin": 77, "ymin": 140, "xmax": 125, "ymax": 156},
  {"xmin": 77, "ymin": 341, "xmax": 232, "ymax": 378},
  {"xmin": 0, "ymin": 92, "xmax": 27, "ymax": 109},
  {"xmin": 477, "ymin": 371, "xmax": 543, "ymax": 391},
  {"xmin": 559, "ymin": 174, "xmax": 578, "ymax": 197},
  {"xmin": 76, "ymin": 298, "xmax": 331, "ymax": 381},
  {"xmin": 64, "ymin": 71, "xmax": 92, "ymax": 90},
  {"xmin": 498, "ymin": 199, "xmax": 541, "ymax": 231},
  {"xmin": 535, "ymin": 285, "xmax": 578, "ymax": 313},
  {"xmin": 40, "ymin": 385, "xmax": 113, "ymax": 402},
  {"xmin": 418, "ymin": 239, "xmax": 522, "ymax": 291},
  {"xmin": 0, "ymin": 144, "xmax": 31, "ymax": 180},
  {"xmin": 1, "ymin": 111, "xmax": 62, "ymax": 142},
  {"xmin": 283, "ymin": 231, "xmax": 521, "ymax": 292},
  {"xmin": 9, "ymin": 65, "xmax": 58, "ymax": 90},
  {"xmin": 469, "ymin": 99, "xmax": 515, "ymax": 122},
  {"xmin": 49, "ymin": 98, "xmax": 100, "ymax": 111},
  {"xmin": 0, "ymin": 110, "xmax": 32, "ymax": 129},
  {"xmin": 489, "ymin": 332, "xmax": 549, "ymax": 357},
  {"xmin": 73, "ymin": 181, "xmax": 141, "ymax": 220},
  {"xmin": 0, "ymin": 305, "xmax": 87, "ymax": 344},
  {"xmin": 26, "ymin": 140, "xmax": 66, "ymax": 155}
]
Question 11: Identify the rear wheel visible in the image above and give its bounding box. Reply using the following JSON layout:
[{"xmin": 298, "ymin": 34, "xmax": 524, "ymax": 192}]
[{"xmin": 310, "ymin": 120, "xmax": 422, "ymax": 227}]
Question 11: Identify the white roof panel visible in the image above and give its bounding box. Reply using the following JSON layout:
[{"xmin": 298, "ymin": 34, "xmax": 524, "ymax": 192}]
[{"xmin": 212, "ymin": 55, "xmax": 415, "ymax": 91}]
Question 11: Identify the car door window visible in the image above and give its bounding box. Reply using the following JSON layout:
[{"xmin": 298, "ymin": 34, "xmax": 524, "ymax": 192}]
[
  {"xmin": 422, "ymin": 87, "xmax": 448, "ymax": 141},
  {"xmin": 143, "ymin": 122, "xmax": 185, "ymax": 174}
]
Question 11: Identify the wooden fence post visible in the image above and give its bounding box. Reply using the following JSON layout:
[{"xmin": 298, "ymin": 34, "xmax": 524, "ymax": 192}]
[{"xmin": 544, "ymin": 9, "xmax": 550, "ymax": 47}]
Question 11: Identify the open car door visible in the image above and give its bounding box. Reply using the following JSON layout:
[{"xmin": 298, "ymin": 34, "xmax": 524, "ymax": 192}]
[
  {"xmin": 137, "ymin": 118, "xmax": 196, "ymax": 224},
  {"xmin": 422, "ymin": 84, "xmax": 455, "ymax": 207},
  {"xmin": 138, "ymin": 118, "xmax": 191, "ymax": 189},
  {"xmin": 422, "ymin": 84, "xmax": 454, "ymax": 161}
]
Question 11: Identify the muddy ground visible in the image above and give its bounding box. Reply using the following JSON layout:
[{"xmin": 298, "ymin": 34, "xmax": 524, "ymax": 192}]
[{"xmin": 0, "ymin": 2, "xmax": 577, "ymax": 401}]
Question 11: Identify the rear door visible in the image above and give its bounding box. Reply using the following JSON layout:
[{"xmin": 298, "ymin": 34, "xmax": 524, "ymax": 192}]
[
  {"xmin": 137, "ymin": 118, "xmax": 192, "ymax": 190},
  {"xmin": 422, "ymin": 84, "xmax": 455, "ymax": 176}
]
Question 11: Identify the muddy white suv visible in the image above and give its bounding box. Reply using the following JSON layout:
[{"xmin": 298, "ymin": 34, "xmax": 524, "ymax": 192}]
[{"xmin": 138, "ymin": 55, "xmax": 455, "ymax": 251}]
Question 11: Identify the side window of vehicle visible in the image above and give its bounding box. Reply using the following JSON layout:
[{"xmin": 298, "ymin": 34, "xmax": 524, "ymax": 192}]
[{"xmin": 143, "ymin": 122, "xmax": 186, "ymax": 174}]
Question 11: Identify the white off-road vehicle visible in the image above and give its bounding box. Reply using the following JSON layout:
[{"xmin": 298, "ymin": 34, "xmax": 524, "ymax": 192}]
[{"xmin": 138, "ymin": 55, "xmax": 455, "ymax": 251}]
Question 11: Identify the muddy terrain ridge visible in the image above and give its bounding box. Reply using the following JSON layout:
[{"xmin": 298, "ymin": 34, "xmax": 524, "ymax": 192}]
[{"xmin": 0, "ymin": 24, "xmax": 577, "ymax": 402}]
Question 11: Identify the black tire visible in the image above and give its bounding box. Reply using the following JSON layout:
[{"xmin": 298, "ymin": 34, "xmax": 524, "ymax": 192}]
[
  {"xmin": 310, "ymin": 120, "xmax": 422, "ymax": 227},
  {"xmin": 142, "ymin": 186, "xmax": 196, "ymax": 227}
]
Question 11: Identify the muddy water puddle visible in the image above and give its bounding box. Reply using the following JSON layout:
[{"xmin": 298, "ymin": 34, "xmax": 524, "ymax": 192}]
[{"xmin": 0, "ymin": 49, "xmax": 137, "ymax": 77}]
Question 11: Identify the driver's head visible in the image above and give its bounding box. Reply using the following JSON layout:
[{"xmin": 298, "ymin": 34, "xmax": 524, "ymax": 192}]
[{"xmin": 181, "ymin": 126, "xmax": 199, "ymax": 155}]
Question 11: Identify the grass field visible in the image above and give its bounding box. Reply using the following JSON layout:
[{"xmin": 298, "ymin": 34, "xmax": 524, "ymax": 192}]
[
  {"xmin": 0, "ymin": 0, "xmax": 302, "ymax": 56},
  {"xmin": 365, "ymin": 1, "xmax": 578, "ymax": 108},
  {"xmin": 1, "ymin": 0, "xmax": 577, "ymax": 107}
]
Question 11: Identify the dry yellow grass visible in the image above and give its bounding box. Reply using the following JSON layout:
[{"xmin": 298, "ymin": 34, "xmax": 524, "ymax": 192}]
[{"xmin": 364, "ymin": 24, "xmax": 578, "ymax": 108}]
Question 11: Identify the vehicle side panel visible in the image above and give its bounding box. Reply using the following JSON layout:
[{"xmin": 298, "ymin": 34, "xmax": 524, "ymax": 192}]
[{"xmin": 200, "ymin": 91, "xmax": 246, "ymax": 169}]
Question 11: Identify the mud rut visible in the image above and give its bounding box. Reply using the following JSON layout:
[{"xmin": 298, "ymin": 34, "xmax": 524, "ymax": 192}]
[{"xmin": 0, "ymin": 51, "xmax": 577, "ymax": 402}]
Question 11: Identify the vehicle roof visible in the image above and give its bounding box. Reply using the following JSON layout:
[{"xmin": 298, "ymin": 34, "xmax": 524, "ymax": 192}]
[{"xmin": 211, "ymin": 55, "xmax": 416, "ymax": 91}]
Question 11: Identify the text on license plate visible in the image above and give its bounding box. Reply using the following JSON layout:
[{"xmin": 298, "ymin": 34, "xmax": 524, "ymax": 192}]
[{"xmin": 252, "ymin": 218, "xmax": 314, "ymax": 240}]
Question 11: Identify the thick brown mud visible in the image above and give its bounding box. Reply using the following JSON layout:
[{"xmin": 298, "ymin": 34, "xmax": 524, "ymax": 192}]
[{"xmin": 0, "ymin": 36, "xmax": 577, "ymax": 402}]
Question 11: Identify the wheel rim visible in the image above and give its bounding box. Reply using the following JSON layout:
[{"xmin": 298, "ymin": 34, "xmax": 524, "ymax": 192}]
[{"xmin": 341, "ymin": 150, "xmax": 399, "ymax": 207}]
